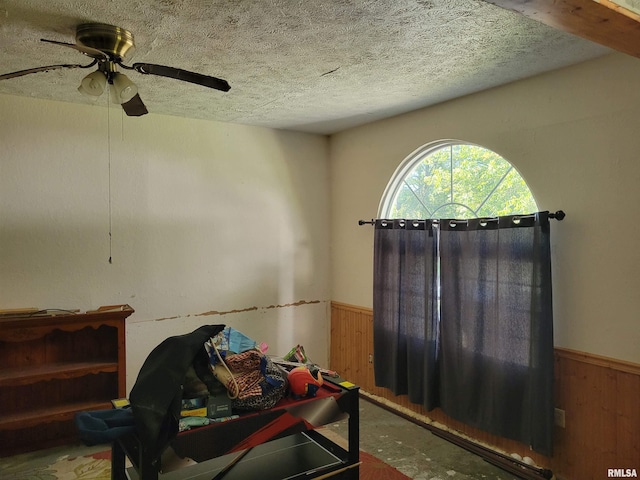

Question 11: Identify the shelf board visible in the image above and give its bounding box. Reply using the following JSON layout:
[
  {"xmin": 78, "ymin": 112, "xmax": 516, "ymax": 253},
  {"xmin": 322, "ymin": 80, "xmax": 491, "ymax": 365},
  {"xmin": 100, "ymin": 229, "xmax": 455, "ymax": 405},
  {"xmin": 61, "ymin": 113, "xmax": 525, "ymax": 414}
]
[
  {"xmin": 0, "ymin": 400, "xmax": 113, "ymax": 430},
  {"xmin": 0, "ymin": 361, "xmax": 119, "ymax": 387}
]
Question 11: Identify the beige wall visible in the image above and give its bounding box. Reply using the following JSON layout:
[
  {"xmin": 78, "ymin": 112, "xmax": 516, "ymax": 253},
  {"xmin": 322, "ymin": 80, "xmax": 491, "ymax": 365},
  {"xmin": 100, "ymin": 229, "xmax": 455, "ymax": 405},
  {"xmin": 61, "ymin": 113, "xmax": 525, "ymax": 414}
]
[
  {"xmin": 0, "ymin": 95, "xmax": 331, "ymax": 391},
  {"xmin": 330, "ymin": 52, "xmax": 640, "ymax": 364}
]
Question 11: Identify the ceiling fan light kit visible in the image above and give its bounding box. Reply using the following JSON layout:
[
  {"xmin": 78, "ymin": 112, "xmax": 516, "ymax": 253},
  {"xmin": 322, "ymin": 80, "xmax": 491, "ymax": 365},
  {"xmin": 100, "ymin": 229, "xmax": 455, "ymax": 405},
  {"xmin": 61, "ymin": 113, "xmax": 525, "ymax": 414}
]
[
  {"xmin": 0, "ymin": 23, "xmax": 230, "ymax": 116},
  {"xmin": 78, "ymin": 69, "xmax": 106, "ymax": 97},
  {"xmin": 110, "ymin": 72, "xmax": 137, "ymax": 104}
]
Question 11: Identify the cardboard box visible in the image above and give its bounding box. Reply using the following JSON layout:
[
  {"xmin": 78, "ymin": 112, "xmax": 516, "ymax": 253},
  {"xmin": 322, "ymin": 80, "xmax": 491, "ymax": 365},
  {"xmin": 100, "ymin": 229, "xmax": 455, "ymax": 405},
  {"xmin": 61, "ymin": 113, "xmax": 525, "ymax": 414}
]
[
  {"xmin": 207, "ymin": 393, "xmax": 232, "ymax": 419},
  {"xmin": 180, "ymin": 396, "xmax": 208, "ymax": 417}
]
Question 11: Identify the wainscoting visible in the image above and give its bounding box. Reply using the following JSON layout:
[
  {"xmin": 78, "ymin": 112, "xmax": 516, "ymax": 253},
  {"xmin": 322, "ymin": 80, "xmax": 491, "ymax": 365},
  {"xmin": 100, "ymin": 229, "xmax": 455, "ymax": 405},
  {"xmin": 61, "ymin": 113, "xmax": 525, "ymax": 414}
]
[{"xmin": 330, "ymin": 301, "xmax": 640, "ymax": 480}]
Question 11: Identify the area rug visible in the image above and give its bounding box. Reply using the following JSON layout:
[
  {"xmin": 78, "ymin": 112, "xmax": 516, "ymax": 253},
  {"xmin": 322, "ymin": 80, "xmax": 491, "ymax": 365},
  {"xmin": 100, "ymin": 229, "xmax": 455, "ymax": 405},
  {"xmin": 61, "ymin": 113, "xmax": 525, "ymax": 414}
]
[
  {"xmin": 0, "ymin": 446, "xmax": 111, "ymax": 480},
  {"xmin": 0, "ymin": 441, "xmax": 411, "ymax": 480},
  {"xmin": 359, "ymin": 449, "xmax": 412, "ymax": 479}
]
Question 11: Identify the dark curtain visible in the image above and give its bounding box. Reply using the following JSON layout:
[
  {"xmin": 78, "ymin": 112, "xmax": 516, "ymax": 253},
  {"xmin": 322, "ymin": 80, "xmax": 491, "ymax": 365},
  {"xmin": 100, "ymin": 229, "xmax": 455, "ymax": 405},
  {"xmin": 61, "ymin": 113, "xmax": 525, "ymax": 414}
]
[
  {"xmin": 373, "ymin": 219, "xmax": 440, "ymax": 410},
  {"xmin": 373, "ymin": 212, "xmax": 555, "ymax": 455},
  {"xmin": 438, "ymin": 212, "xmax": 554, "ymax": 455}
]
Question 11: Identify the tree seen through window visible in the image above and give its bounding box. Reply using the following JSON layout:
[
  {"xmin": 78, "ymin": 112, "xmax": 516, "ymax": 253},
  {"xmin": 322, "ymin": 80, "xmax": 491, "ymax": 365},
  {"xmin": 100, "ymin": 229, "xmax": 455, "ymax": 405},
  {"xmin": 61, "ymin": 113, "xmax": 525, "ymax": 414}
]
[{"xmin": 383, "ymin": 142, "xmax": 537, "ymax": 219}]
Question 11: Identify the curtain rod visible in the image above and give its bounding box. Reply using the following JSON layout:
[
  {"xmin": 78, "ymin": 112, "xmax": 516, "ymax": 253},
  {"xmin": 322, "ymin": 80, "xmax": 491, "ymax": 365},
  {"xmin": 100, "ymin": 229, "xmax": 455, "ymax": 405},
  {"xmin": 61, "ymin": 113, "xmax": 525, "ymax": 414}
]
[{"xmin": 358, "ymin": 210, "xmax": 565, "ymax": 226}]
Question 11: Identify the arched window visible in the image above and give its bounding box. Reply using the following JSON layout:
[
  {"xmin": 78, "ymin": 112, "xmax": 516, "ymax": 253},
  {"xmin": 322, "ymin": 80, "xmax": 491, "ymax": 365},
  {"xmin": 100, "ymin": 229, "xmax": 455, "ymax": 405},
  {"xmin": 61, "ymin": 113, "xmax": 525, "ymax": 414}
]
[{"xmin": 379, "ymin": 140, "xmax": 537, "ymax": 218}]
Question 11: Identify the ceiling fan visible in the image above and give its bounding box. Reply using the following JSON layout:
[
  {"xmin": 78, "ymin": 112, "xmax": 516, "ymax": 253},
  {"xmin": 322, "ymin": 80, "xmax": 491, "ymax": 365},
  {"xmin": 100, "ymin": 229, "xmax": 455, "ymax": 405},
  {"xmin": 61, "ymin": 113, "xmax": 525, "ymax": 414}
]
[{"xmin": 0, "ymin": 23, "xmax": 231, "ymax": 116}]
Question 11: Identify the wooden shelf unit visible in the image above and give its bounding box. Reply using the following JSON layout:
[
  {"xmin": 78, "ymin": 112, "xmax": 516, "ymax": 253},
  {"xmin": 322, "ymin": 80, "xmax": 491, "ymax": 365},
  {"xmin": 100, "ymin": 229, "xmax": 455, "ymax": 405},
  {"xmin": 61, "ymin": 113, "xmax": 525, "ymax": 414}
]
[{"xmin": 0, "ymin": 305, "xmax": 133, "ymax": 456}]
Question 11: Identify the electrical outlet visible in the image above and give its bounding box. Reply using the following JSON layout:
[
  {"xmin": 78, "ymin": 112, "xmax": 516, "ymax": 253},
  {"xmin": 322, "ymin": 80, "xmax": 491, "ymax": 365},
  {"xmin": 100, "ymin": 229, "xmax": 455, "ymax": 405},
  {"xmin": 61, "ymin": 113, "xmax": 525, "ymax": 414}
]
[
  {"xmin": 554, "ymin": 408, "xmax": 566, "ymax": 428},
  {"xmin": 368, "ymin": 353, "xmax": 373, "ymax": 364}
]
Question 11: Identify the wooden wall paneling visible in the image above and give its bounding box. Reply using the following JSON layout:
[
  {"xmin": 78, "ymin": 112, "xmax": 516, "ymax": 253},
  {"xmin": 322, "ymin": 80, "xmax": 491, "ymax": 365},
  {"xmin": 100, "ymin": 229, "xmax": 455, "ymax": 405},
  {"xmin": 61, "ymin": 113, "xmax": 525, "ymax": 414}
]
[
  {"xmin": 330, "ymin": 303, "xmax": 371, "ymax": 389},
  {"xmin": 553, "ymin": 348, "xmax": 640, "ymax": 479},
  {"xmin": 616, "ymin": 370, "xmax": 640, "ymax": 468},
  {"xmin": 557, "ymin": 355, "xmax": 617, "ymax": 478},
  {"xmin": 567, "ymin": 355, "xmax": 595, "ymax": 477},
  {"xmin": 595, "ymin": 364, "xmax": 618, "ymax": 470},
  {"xmin": 551, "ymin": 352, "xmax": 572, "ymax": 475},
  {"xmin": 330, "ymin": 301, "xmax": 640, "ymax": 480}
]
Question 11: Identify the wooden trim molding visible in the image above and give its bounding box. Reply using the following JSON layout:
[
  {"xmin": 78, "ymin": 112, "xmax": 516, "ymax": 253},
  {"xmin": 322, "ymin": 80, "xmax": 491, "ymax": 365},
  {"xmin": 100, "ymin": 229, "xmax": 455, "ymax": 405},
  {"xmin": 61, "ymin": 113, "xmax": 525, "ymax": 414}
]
[
  {"xmin": 555, "ymin": 346, "xmax": 640, "ymax": 375},
  {"xmin": 483, "ymin": 0, "xmax": 640, "ymax": 58},
  {"xmin": 330, "ymin": 301, "xmax": 373, "ymax": 315}
]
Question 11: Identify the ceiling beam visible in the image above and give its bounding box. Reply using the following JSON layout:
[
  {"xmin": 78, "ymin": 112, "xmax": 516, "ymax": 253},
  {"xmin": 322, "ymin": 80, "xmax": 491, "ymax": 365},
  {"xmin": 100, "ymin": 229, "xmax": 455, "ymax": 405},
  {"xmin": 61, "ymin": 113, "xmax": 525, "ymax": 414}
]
[{"xmin": 483, "ymin": 0, "xmax": 640, "ymax": 58}]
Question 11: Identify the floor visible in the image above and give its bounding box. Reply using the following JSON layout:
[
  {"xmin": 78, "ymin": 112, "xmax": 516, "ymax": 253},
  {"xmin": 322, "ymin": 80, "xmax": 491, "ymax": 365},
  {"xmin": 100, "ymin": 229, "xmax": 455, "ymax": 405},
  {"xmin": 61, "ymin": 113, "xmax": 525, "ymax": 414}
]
[
  {"xmin": 0, "ymin": 398, "xmax": 520, "ymax": 480},
  {"xmin": 324, "ymin": 396, "xmax": 519, "ymax": 480}
]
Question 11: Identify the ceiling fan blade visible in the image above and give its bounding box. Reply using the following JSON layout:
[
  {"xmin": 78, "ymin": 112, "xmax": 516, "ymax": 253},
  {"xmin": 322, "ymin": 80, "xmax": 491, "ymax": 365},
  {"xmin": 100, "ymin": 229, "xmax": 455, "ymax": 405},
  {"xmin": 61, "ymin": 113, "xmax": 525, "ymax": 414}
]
[
  {"xmin": 0, "ymin": 63, "xmax": 91, "ymax": 80},
  {"xmin": 132, "ymin": 63, "xmax": 231, "ymax": 92},
  {"xmin": 41, "ymin": 38, "xmax": 107, "ymax": 60},
  {"xmin": 121, "ymin": 93, "xmax": 148, "ymax": 117}
]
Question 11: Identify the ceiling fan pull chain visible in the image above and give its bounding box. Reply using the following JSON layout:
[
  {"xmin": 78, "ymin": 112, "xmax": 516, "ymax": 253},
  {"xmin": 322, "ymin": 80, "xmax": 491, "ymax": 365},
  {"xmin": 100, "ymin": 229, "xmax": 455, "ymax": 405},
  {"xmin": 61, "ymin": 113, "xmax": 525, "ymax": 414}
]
[{"xmin": 107, "ymin": 87, "xmax": 113, "ymax": 265}]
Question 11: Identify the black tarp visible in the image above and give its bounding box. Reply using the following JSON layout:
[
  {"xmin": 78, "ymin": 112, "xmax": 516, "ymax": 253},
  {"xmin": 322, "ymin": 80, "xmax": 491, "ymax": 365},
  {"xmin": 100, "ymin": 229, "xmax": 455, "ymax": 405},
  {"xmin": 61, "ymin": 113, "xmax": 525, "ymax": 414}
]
[{"xmin": 129, "ymin": 324, "xmax": 225, "ymax": 461}]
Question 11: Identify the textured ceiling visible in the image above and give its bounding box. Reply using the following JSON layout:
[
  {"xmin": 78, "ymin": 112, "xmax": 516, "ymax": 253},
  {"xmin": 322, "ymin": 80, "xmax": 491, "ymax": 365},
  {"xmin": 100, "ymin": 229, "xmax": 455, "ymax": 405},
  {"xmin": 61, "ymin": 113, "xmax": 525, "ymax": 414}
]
[{"xmin": 0, "ymin": 0, "xmax": 610, "ymax": 134}]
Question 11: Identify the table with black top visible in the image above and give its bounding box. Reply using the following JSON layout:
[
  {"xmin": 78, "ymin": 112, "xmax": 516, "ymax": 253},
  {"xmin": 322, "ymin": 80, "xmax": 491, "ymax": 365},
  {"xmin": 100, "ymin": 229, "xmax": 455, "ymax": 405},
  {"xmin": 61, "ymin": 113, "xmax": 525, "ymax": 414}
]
[{"xmin": 111, "ymin": 376, "xmax": 359, "ymax": 480}]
